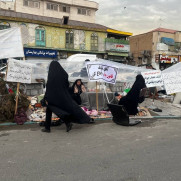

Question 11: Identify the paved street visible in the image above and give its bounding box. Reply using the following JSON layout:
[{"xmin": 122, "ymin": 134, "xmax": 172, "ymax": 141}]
[{"xmin": 0, "ymin": 119, "xmax": 181, "ymax": 181}]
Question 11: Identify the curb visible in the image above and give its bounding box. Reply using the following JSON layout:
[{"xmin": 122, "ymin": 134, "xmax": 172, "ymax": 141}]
[{"xmin": 0, "ymin": 116, "xmax": 180, "ymax": 126}]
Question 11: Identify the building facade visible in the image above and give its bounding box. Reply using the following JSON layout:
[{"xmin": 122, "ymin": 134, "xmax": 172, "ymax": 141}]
[
  {"xmin": 0, "ymin": 0, "xmax": 98, "ymax": 23},
  {"xmin": 0, "ymin": 0, "xmax": 132, "ymax": 63},
  {"xmin": 130, "ymin": 28, "xmax": 181, "ymax": 69}
]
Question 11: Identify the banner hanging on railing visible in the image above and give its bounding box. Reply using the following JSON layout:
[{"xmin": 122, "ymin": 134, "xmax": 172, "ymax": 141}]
[{"xmin": 86, "ymin": 62, "xmax": 118, "ymax": 84}]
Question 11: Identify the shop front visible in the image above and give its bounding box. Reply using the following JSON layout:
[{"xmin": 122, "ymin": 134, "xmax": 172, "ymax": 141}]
[
  {"xmin": 24, "ymin": 48, "xmax": 58, "ymax": 61},
  {"xmin": 105, "ymin": 39, "xmax": 130, "ymax": 63},
  {"xmin": 159, "ymin": 54, "xmax": 179, "ymax": 70}
]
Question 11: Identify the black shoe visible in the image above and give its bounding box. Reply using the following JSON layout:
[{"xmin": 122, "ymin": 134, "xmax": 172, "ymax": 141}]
[
  {"xmin": 41, "ymin": 128, "xmax": 51, "ymax": 133},
  {"xmin": 66, "ymin": 123, "xmax": 73, "ymax": 132},
  {"xmin": 89, "ymin": 118, "xmax": 95, "ymax": 124}
]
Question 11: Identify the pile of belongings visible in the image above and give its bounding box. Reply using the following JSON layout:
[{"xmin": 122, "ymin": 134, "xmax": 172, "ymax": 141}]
[
  {"xmin": 29, "ymin": 95, "xmax": 61, "ymax": 126},
  {"xmin": 81, "ymin": 107, "xmax": 112, "ymax": 119},
  {"xmin": 0, "ymin": 78, "xmax": 30, "ymax": 123}
]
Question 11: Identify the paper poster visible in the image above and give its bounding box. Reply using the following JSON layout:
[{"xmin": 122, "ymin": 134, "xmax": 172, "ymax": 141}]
[
  {"xmin": 86, "ymin": 63, "xmax": 118, "ymax": 84},
  {"xmin": 141, "ymin": 70, "xmax": 164, "ymax": 88},
  {"xmin": 6, "ymin": 59, "xmax": 32, "ymax": 84},
  {"xmin": 162, "ymin": 72, "xmax": 181, "ymax": 94},
  {"xmin": 0, "ymin": 27, "xmax": 24, "ymax": 59}
]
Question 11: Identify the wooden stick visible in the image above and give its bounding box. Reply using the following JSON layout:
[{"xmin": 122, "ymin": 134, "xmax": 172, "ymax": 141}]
[
  {"xmin": 15, "ymin": 57, "xmax": 25, "ymax": 115},
  {"xmin": 15, "ymin": 82, "xmax": 20, "ymax": 114},
  {"xmin": 96, "ymin": 81, "xmax": 99, "ymax": 112}
]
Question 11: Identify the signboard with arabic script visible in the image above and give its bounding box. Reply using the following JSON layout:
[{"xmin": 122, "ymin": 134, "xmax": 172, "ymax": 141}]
[
  {"xmin": 6, "ymin": 59, "xmax": 32, "ymax": 84},
  {"xmin": 162, "ymin": 72, "xmax": 181, "ymax": 94},
  {"xmin": 24, "ymin": 48, "xmax": 57, "ymax": 58},
  {"xmin": 141, "ymin": 70, "xmax": 164, "ymax": 88},
  {"xmin": 106, "ymin": 42, "xmax": 130, "ymax": 53},
  {"xmin": 86, "ymin": 62, "xmax": 118, "ymax": 84}
]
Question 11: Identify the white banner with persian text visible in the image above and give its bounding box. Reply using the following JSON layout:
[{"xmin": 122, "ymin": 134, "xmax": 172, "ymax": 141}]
[
  {"xmin": 141, "ymin": 70, "xmax": 164, "ymax": 88},
  {"xmin": 6, "ymin": 59, "xmax": 32, "ymax": 84},
  {"xmin": 86, "ymin": 62, "xmax": 118, "ymax": 84},
  {"xmin": 162, "ymin": 72, "xmax": 181, "ymax": 94},
  {"xmin": 0, "ymin": 27, "xmax": 24, "ymax": 59}
]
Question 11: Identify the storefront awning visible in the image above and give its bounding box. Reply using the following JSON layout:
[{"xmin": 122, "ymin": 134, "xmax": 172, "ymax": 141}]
[{"xmin": 108, "ymin": 52, "xmax": 129, "ymax": 57}]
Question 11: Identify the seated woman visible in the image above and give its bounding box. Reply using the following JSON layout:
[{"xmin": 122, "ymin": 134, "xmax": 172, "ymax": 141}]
[
  {"xmin": 118, "ymin": 74, "xmax": 146, "ymax": 115},
  {"xmin": 71, "ymin": 79, "xmax": 86, "ymax": 105}
]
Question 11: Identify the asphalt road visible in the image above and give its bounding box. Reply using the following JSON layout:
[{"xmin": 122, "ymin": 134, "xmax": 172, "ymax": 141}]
[{"xmin": 0, "ymin": 119, "xmax": 181, "ymax": 181}]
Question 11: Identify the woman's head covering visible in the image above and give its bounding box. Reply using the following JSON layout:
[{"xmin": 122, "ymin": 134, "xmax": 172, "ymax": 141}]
[
  {"xmin": 126, "ymin": 74, "xmax": 146, "ymax": 100},
  {"xmin": 72, "ymin": 79, "xmax": 83, "ymax": 87}
]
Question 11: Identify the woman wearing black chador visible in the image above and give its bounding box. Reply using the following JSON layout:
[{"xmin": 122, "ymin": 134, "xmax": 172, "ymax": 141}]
[
  {"xmin": 41, "ymin": 61, "xmax": 94, "ymax": 133},
  {"xmin": 119, "ymin": 74, "xmax": 146, "ymax": 115}
]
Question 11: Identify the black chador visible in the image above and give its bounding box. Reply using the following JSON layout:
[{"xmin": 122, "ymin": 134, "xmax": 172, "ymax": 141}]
[
  {"xmin": 42, "ymin": 61, "xmax": 93, "ymax": 133},
  {"xmin": 119, "ymin": 74, "xmax": 146, "ymax": 115}
]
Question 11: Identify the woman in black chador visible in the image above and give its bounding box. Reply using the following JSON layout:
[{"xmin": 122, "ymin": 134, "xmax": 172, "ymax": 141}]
[
  {"xmin": 71, "ymin": 79, "xmax": 86, "ymax": 105},
  {"xmin": 41, "ymin": 61, "xmax": 94, "ymax": 133},
  {"xmin": 119, "ymin": 74, "xmax": 146, "ymax": 115}
]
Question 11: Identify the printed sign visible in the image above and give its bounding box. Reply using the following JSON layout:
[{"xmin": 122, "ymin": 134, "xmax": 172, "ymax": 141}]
[
  {"xmin": 106, "ymin": 42, "xmax": 130, "ymax": 53},
  {"xmin": 0, "ymin": 27, "xmax": 24, "ymax": 59},
  {"xmin": 160, "ymin": 55, "xmax": 178, "ymax": 63},
  {"xmin": 162, "ymin": 72, "xmax": 181, "ymax": 94},
  {"xmin": 24, "ymin": 48, "xmax": 57, "ymax": 58},
  {"xmin": 6, "ymin": 59, "xmax": 32, "ymax": 84},
  {"xmin": 141, "ymin": 70, "xmax": 164, "ymax": 88},
  {"xmin": 86, "ymin": 63, "xmax": 118, "ymax": 84}
]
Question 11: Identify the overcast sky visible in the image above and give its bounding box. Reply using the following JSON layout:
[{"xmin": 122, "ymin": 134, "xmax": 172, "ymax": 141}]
[{"xmin": 94, "ymin": 0, "xmax": 181, "ymax": 35}]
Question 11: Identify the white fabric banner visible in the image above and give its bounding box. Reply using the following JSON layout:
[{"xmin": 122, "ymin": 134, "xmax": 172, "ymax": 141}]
[
  {"xmin": 0, "ymin": 27, "xmax": 24, "ymax": 59},
  {"xmin": 86, "ymin": 62, "xmax": 118, "ymax": 84},
  {"xmin": 141, "ymin": 70, "xmax": 164, "ymax": 88},
  {"xmin": 162, "ymin": 72, "xmax": 181, "ymax": 94},
  {"xmin": 6, "ymin": 59, "xmax": 32, "ymax": 84}
]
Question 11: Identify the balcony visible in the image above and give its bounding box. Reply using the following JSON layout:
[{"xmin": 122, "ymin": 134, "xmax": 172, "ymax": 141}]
[{"xmin": 105, "ymin": 38, "xmax": 129, "ymax": 45}]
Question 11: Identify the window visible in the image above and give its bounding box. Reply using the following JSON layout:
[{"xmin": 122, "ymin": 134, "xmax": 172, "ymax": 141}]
[
  {"xmin": 82, "ymin": 9, "xmax": 86, "ymax": 15},
  {"xmin": 78, "ymin": 8, "xmax": 81, "ymax": 14},
  {"xmin": 47, "ymin": 3, "xmax": 58, "ymax": 11},
  {"xmin": 35, "ymin": 27, "xmax": 46, "ymax": 47},
  {"xmin": 0, "ymin": 22, "xmax": 10, "ymax": 30},
  {"xmin": 60, "ymin": 5, "xmax": 70, "ymax": 13},
  {"xmin": 63, "ymin": 16, "xmax": 69, "ymax": 25},
  {"xmin": 66, "ymin": 30, "xmax": 74, "ymax": 49},
  {"xmin": 87, "ymin": 10, "xmax": 91, "ymax": 16},
  {"xmin": 77, "ymin": 8, "xmax": 91, "ymax": 16},
  {"xmin": 23, "ymin": 0, "xmax": 40, "ymax": 8},
  {"xmin": 91, "ymin": 33, "xmax": 98, "ymax": 51}
]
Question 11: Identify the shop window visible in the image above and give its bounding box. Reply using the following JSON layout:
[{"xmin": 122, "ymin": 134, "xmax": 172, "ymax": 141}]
[
  {"xmin": 35, "ymin": 27, "xmax": 46, "ymax": 47},
  {"xmin": 91, "ymin": 33, "xmax": 98, "ymax": 51},
  {"xmin": 0, "ymin": 22, "xmax": 10, "ymax": 30},
  {"xmin": 65, "ymin": 30, "xmax": 74, "ymax": 49}
]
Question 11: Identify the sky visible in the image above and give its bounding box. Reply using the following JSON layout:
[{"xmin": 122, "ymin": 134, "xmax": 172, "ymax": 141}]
[{"xmin": 94, "ymin": 0, "xmax": 181, "ymax": 35}]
